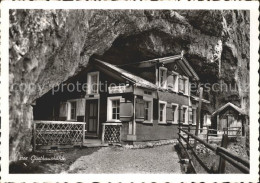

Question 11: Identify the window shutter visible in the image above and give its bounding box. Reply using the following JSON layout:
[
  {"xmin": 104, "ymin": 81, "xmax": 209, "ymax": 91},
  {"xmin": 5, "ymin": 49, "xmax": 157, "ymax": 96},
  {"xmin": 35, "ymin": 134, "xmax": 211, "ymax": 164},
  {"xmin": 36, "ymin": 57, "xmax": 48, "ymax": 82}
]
[
  {"xmin": 120, "ymin": 101, "xmax": 133, "ymax": 122},
  {"xmin": 166, "ymin": 103, "xmax": 173, "ymax": 122},
  {"xmin": 167, "ymin": 75, "xmax": 174, "ymax": 88},
  {"xmin": 59, "ymin": 102, "xmax": 67, "ymax": 118},
  {"xmin": 188, "ymin": 107, "xmax": 192, "ymax": 124},
  {"xmin": 135, "ymin": 98, "xmax": 144, "ymax": 121},
  {"xmin": 179, "ymin": 106, "xmax": 183, "ymax": 123},
  {"xmin": 76, "ymin": 99, "xmax": 85, "ymax": 116},
  {"xmin": 185, "ymin": 79, "xmax": 189, "ymax": 95},
  {"xmin": 193, "ymin": 109, "xmax": 196, "ymax": 124}
]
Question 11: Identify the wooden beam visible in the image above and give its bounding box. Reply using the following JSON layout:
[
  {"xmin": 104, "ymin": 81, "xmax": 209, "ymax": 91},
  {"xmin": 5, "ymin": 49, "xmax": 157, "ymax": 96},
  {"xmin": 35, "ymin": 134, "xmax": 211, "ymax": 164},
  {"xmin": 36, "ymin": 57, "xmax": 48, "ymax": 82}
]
[
  {"xmin": 218, "ymin": 134, "xmax": 228, "ymax": 173},
  {"xmin": 195, "ymin": 87, "xmax": 203, "ymax": 136}
]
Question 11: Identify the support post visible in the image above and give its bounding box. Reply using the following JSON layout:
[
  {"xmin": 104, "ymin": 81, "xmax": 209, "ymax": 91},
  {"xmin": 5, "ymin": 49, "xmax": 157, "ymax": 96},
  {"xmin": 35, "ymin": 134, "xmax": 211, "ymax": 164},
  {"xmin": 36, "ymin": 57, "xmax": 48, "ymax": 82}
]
[
  {"xmin": 132, "ymin": 95, "xmax": 136, "ymax": 135},
  {"xmin": 218, "ymin": 134, "xmax": 228, "ymax": 173},
  {"xmin": 82, "ymin": 124, "xmax": 85, "ymax": 147},
  {"xmin": 187, "ymin": 125, "xmax": 190, "ymax": 149},
  {"xmin": 178, "ymin": 107, "xmax": 182, "ymax": 140},
  {"xmin": 206, "ymin": 126, "xmax": 209, "ymax": 143},
  {"xmin": 195, "ymin": 87, "xmax": 203, "ymax": 147},
  {"xmin": 33, "ymin": 122, "xmax": 36, "ymax": 152},
  {"xmin": 102, "ymin": 124, "xmax": 105, "ymax": 144}
]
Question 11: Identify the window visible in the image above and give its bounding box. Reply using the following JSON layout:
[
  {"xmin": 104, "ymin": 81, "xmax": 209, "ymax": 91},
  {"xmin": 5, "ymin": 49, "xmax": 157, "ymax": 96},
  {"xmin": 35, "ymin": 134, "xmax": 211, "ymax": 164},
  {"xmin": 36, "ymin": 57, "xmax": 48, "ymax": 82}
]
[
  {"xmin": 191, "ymin": 109, "xmax": 196, "ymax": 124},
  {"xmin": 167, "ymin": 103, "xmax": 178, "ymax": 123},
  {"xmin": 70, "ymin": 101, "xmax": 77, "ymax": 120},
  {"xmin": 167, "ymin": 71, "xmax": 179, "ymax": 92},
  {"xmin": 87, "ymin": 72, "xmax": 99, "ymax": 94},
  {"xmin": 179, "ymin": 76, "xmax": 189, "ymax": 95},
  {"xmin": 159, "ymin": 67, "xmax": 167, "ymax": 88},
  {"xmin": 159, "ymin": 101, "xmax": 167, "ymax": 123},
  {"xmin": 112, "ymin": 100, "xmax": 120, "ymax": 120},
  {"xmin": 144, "ymin": 101, "xmax": 149, "ymax": 121},
  {"xmin": 182, "ymin": 106, "xmax": 189, "ymax": 124},
  {"xmin": 135, "ymin": 97, "xmax": 153, "ymax": 123},
  {"xmin": 67, "ymin": 101, "xmax": 77, "ymax": 121},
  {"xmin": 172, "ymin": 104, "xmax": 178, "ymax": 123},
  {"xmin": 107, "ymin": 96, "xmax": 122, "ymax": 122},
  {"xmin": 144, "ymin": 90, "xmax": 152, "ymax": 95},
  {"xmin": 179, "ymin": 77, "xmax": 185, "ymax": 93},
  {"xmin": 143, "ymin": 97, "xmax": 153, "ymax": 123}
]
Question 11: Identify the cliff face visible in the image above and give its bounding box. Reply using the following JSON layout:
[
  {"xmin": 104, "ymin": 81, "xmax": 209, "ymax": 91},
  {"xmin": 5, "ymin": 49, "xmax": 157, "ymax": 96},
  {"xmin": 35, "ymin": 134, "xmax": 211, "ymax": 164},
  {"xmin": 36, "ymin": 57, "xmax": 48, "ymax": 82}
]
[{"xmin": 9, "ymin": 10, "xmax": 249, "ymax": 161}]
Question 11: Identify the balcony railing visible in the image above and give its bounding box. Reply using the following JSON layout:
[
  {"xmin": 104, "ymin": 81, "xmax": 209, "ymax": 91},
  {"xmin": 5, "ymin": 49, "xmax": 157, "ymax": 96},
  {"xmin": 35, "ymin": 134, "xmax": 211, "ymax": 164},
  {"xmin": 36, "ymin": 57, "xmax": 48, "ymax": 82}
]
[{"xmin": 33, "ymin": 120, "xmax": 85, "ymax": 150}]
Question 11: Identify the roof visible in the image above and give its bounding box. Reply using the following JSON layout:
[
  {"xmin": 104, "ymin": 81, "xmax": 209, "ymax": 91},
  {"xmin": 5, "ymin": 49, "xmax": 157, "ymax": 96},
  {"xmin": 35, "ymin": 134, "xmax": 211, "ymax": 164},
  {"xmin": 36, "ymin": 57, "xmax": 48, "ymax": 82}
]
[
  {"xmin": 212, "ymin": 102, "xmax": 247, "ymax": 116},
  {"xmin": 118, "ymin": 54, "xmax": 199, "ymax": 81},
  {"xmin": 93, "ymin": 59, "xmax": 158, "ymax": 90}
]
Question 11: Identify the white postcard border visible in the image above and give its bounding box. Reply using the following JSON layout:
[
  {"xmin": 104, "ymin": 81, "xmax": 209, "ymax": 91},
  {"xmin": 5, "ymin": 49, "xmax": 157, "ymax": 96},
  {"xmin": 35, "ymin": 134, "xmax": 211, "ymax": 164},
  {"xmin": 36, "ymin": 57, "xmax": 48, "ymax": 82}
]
[{"xmin": 1, "ymin": 1, "xmax": 259, "ymax": 182}]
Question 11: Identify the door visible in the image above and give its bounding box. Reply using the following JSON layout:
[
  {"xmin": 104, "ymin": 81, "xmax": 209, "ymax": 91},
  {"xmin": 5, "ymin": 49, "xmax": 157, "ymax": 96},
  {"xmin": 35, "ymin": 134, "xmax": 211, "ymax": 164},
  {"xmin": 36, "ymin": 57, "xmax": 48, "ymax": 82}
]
[{"xmin": 85, "ymin": 99, "xmax": 99, "ymax": 136}]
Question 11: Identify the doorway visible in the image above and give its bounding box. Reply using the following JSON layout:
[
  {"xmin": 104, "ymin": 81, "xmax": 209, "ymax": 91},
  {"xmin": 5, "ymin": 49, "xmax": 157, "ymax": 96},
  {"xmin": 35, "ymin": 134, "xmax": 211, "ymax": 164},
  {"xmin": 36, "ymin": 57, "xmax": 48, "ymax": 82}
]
[{"xmin": 85, "ymin": 99, "xmax": 99, "ymax": 138}]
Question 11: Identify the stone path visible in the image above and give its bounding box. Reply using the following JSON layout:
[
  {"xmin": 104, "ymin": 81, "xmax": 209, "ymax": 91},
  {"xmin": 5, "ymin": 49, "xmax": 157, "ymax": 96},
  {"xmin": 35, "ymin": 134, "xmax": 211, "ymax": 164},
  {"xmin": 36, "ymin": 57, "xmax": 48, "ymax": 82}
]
[{"xmin": 67, "ymin": 144, "xmax": 182, "ymax": 174}]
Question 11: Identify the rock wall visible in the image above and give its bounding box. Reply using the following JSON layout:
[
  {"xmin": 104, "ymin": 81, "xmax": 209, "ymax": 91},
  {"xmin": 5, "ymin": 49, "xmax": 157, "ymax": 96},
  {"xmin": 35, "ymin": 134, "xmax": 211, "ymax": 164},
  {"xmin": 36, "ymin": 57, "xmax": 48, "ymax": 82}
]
[{"xmin": 9, "ymin": 10, "xmax": 249, "ymax": 162}]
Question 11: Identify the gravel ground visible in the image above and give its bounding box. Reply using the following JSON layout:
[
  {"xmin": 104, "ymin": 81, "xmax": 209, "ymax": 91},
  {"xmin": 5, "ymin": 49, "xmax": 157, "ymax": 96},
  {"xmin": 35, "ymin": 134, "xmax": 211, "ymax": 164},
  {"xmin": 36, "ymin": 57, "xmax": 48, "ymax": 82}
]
[{"xmin": 67, "ymin": 144, "xmax": 182, "ymax": 174}]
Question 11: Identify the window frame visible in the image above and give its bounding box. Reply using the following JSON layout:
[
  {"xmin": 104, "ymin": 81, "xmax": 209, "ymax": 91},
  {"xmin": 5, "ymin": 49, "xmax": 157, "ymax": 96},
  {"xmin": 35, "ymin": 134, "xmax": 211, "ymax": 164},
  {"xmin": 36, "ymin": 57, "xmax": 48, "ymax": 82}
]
[
  {"xmin": 107, "ymin": 96, "xmax": 122, "ymax": 122},
  {"xmin": 143, "ymin": 96, "xmax": 153, "ymax": 124},
  {"xmin": 182, "ymin": 105, "xmax": 189, "ymax": 124},
  {"xmin": 159, "ymin": 67, "xmax": 167, "ymax": 89},
  {"xmin": 87, "ymin": 71, "xmax": 99, "ymax": 95},
  {"xmin": 171, "ymin": 103, "xmax": 179, "ymax": 124},
  {"xmin": 168, "ymin": 71, "xmax": 179, "ymax": 92},
  {"xmin": 67, "ymin": 100, "xmax": 77, "ymax": 121},
  {"xmin": 158, "ymin": 101, "xmax": 167, "ymax": 124},
  {"xmin": 178, "ymin": 75, "xmax": 189, "ymax": 96}
]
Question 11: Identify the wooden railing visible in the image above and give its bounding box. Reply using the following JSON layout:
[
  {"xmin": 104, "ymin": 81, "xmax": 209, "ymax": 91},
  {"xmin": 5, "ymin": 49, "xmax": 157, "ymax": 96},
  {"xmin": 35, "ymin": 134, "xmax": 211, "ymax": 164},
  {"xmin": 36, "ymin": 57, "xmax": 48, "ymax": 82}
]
[
  {"xmin": 178, "ymin": 127, "xmax": 249, "ymax": 173},
  {"xmin": 223, "ymin": 127, "xmax": 241, "ymax": 137},
  {"xmin": 102, "ymin": 122, "xmax": 122, "ymax": 144},
  {"xmin": 33, "ymin": 120, "xmax": 85, "ymax": 150}
]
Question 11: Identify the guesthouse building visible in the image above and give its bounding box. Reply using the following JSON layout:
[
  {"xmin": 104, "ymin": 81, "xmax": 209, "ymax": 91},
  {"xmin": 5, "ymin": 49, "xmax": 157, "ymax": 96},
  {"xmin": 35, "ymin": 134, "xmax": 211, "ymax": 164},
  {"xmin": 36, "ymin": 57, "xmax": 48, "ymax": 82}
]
[{"xmin": 33, "ymin": 54, "xmax": 209, "ymax": 147}]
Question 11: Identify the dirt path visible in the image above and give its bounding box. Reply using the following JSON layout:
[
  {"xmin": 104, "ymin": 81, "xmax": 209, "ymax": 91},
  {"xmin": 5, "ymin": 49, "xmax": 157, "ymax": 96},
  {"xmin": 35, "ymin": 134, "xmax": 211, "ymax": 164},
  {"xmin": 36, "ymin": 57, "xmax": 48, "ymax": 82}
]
[{"xmin": 67, "ymin": 144, "xmax": 182, "ymax": 174}]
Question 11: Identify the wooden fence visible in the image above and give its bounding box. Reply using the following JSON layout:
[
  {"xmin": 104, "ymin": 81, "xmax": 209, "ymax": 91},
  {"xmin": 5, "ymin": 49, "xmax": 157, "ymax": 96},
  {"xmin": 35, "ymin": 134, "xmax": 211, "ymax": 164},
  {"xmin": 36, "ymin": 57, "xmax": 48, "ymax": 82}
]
[
  {"xmin": 182, "ymin": 126, "xmax": 242, "ymax": 143},
  {"xmin": 223, "ymin": 127, "xmax": 241, "ymax": 137},
  {"xmin": 178, "ymin": 127, "xmax": 249, "ymax": 173},
  {"xmin": 33, "ymin": 120, "xmax": 85, "ymax": 150}
]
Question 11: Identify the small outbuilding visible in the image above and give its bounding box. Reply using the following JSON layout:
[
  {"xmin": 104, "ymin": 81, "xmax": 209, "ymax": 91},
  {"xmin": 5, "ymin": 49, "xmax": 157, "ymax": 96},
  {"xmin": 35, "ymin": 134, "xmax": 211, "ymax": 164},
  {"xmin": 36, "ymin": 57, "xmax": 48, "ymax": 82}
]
[{"xmin": 211, "ymin": 102, "xmax": 248, "ymax": 137}]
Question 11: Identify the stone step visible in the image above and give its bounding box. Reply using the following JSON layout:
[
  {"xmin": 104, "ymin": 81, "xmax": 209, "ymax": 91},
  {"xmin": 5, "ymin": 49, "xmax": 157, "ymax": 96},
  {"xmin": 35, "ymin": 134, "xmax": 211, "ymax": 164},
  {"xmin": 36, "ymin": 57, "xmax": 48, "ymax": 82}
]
[{"xmin": 83, "ymin": 143, "xmax": 109, "ymax": 148}]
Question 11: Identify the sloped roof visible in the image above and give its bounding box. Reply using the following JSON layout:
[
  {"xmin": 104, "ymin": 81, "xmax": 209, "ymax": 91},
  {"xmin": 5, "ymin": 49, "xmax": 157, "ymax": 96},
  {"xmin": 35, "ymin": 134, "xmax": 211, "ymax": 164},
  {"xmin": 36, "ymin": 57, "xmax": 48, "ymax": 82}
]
[
  {"xmin": 212, "ymin": 102, "xmax": 247, "ymax": 116},
  {"xmin": 93, "ymin": 59, "xmax": 158, "ymax": 90},
  {"xmin": 118, "ymin": 54, "xmax": 199, "ymax": 81}
]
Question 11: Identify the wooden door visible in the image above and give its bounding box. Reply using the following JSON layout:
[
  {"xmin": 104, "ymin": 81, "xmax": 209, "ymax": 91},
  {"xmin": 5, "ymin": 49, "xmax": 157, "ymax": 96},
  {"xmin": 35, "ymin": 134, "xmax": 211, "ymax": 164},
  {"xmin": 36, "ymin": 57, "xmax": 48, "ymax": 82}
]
[{"xmin": 85, "ymin": 99, "xmax": 98, "ymax": 136}]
